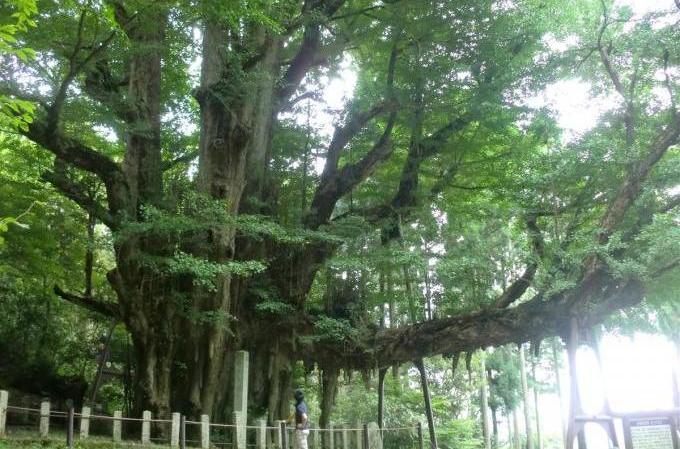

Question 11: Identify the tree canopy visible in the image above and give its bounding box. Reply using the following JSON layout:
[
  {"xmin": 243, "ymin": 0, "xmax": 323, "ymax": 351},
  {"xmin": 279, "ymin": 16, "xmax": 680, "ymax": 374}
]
[{"xmin": 1, "ymin": 0, "xmax": 678, "ymax": 425}]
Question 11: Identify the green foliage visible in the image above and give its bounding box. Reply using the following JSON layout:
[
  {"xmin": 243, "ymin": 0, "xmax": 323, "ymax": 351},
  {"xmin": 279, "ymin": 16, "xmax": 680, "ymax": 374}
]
[
  {"xmin": 311, "ymin": 315, "xmax": 358, "ymax": 344},
  {"xmin": 0, "ymin": 0, "xmax": 37, "ymax": 130}
]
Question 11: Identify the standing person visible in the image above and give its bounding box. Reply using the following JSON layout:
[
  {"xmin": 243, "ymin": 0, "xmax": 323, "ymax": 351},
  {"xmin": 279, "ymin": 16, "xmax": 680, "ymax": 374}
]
[{"xmin": 293, "ymin": 389, "xmax": 310, "ymax": 449}]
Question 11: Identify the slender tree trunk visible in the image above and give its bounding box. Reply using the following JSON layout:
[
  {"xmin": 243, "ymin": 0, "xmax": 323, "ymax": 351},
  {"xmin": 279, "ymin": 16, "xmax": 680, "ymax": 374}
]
[
  {"xmin": 531, "ymin": 360, "xmax": 542, "ymax": 449},
  {"xmin": 378, "ymin": 367, "xmax": 387, "ymax": 429},
  {"xmin": 487, "ymin": 367, "xmax": 499, "ymax": 448},
  {"xmin": 480, "ymin": 354, "xmax": 492, "ymax": 449},
  {"xmin": 519, "ymin": 345, "xmax": 534, "ymax": 449},
  {"xmin": 89, "ymin": 321, "xmax": 117, "ymax": 405},
  {"xmin": 551, "ymin": 338, "xmax": 567, "ymax": 447},
  {"xmin": 490, "ymin": 406, "xmax": 499, "ymax": 448},
  {"xmin": 513, "ymin": 410, "xmax": 521, "ymax": 449},
  {"xmin": 84, "ymin": 210, "xmax": 95, "ymax": 297},
  {"xmin": 673, "ymin": 336, "xmax": 680, "ymax": 409},
  {"xmin": 320, "ymin": 366, "xmax": 339, "ymax": 432},
  {"xmin": 415, "ymin": 359, "xmax": 438, "ymax": 449}
]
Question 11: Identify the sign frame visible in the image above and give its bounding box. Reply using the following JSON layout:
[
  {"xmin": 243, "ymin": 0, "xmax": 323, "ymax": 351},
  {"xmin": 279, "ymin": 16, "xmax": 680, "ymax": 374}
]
[{"xmin": 622, "ymin": 412, "xmax": 679, "ymax": 449}]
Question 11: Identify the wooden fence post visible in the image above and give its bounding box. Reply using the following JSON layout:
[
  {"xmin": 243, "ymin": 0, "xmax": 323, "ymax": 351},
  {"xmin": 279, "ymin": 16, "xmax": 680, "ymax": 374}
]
[
  {"xmin": 80, "ymin": 406, "xmax": 91, "ymax": 439},
  {"xmin": 328, "ymin": 422, "xmax": 334, "ymax": 449},
  {"xmin": 280, "ymin": 421, "xmax": 288, "ymax": 449},
  {"xmin": 417, "ymin": 422, "xmax": 424, "ymax": 449},
  {"xmin": 341, "ymin": 426, "xmax": 349, "ymax": 449},
  {"xmin": 39, "ymin": 400, "xmax": 50, "ymax": 438},
  {"xmin": 362, "ymin": 424, "xmax": 369, "ymax": 449},
  {"xmin": 171, "ymin": 412, "xmax": 180, "ymax": 448},
  {"xmin": 234, "ymin": 410, "xmax": 246, "ymax": 449},
  {"xmin": 275, "ymin": 420, "xmax": 285, "ymax": 449},
  {"xmin": 113, "ymin": 410, "xmax": 122, "ymax": 442},
  {"xmin": 311, "ymin": 424, "xmax": 320, "ymax": 449},
  {"xmin": 200, "ymin": 414, "xmax": 210, "ymax": 449},
  {"xmin": 180, "ymin": 415, "xmax": 186, "ymax": 449},
  {"xmin": 66, "ymin": 407, "xmax": 74, "ymax": 448},
  {"xmin": 0, "ymin": 390, "xmax": 8, "ymax": 436},
  {"xmin": 353, "ymin": 421, "xmax": 362, "ymax": 449},
  {"xmin": 255, "ymin": 419, "xmax": 266, "ymax": 449},
  {"xmin": 141, "ymin": 410, "xmax": 151, "ymax": 444}
]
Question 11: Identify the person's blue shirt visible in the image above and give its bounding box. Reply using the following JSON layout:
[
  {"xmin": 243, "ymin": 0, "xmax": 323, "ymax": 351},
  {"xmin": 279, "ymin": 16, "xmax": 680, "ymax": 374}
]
[{"xmin": 295, "ymin": 401, "xmax": 309, "ymax": 429}]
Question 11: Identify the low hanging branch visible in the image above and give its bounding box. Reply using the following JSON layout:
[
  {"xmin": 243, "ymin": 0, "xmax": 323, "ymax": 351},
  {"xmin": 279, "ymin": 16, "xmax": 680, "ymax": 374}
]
[
  {"xmin": 54, "ymin": 285, "xmax": 120, "ymax": 318},
  {"xmin": 494, "ymin": 214, "xmax": 545, "ymax": 309}
]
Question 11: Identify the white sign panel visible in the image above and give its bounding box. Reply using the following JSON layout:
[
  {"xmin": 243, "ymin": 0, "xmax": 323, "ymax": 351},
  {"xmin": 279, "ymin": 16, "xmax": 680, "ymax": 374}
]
[{"xmin": 630, "ymin": 417, "xmax": 674, "ymax": 449}]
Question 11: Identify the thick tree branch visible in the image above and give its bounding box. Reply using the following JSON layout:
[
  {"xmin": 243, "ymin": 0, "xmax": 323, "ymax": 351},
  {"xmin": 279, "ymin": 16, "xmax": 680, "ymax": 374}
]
[
  {"xmin": 358, "ymin": 273, "xmax": 643, "ymax": 369},
  {"xmin": 306, "ymin": 41, "xmax": 400, "ymax": 227},
  {"xmin": 321, "ymin": 100, "xmax": 397, "ymax": 181},
  {"xmin": 275, "ymin": 1, "xmax": 346, "ymax": 106},
  {"xmin": 42, "ymin": 170, "xmax": 117, "ymax": 229},
  {"xmin": 54, "ymin": 285, "xmax": 120, "ymax": 318},
  {"xmin": 162, "ymin": 149, "xmax": 199, "ymax": 170},
  {"xmin": 306, "ymin": 112, "xmax": 397, "ymax": 228},
  {"xmin": 23, "ymin": 116, "xmax": 130, "ymax": 216},
  {"xmin": 597, "ymin": 114, "xmax": 680, "ymax": 244},
  {"xmin": 597, "ymin": 1, "xmax": 635, "ymax": 145},
  {"xmin": 494, "ymin": 214, "xmax": 545, "ymax": 309}
]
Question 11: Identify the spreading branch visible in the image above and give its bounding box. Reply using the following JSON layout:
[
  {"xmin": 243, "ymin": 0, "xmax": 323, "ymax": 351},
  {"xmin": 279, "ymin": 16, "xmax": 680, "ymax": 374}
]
[
  {"xmin": 23, "ymin": 116, "xmax": 130, "ymax": 216},
  {"xmin": 42, "ymin": 170, "xmax": 117, "ymax": 229},
  {"xmin": 54, "ymin": 285, "xmax": 120, "ymax": 318},
  {"xmin": 494, "ymin": 214, "xmax": 545, "ymax": 309},
  {"xmin": 353, "ymin": 273, "xmax": 643, "ymax": 369},
  {"xmin": 597, "ymin": 1, "xmax": 635, "ymax": 145},
  {"xmin": 275, "ymin": 1, "xmax": 346, "ymax": 105}
]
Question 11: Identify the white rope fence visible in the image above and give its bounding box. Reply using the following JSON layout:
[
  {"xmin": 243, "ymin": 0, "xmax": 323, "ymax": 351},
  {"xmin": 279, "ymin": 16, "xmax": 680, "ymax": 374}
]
[{"xmin": 0, "ymin": 389, "xmax": 420, "ymax": 449}]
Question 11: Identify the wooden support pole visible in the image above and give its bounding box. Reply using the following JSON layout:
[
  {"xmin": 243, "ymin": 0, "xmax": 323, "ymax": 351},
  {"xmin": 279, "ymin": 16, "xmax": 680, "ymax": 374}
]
[
  {"xmin": 39, "ymin": 400, "xmax": 50, "ymax": 438},
  {"xmin": 234, "ymin": 411, "xmax": 246, "ymax": 449},
  {"xmin": 171, "ymin": 412, "xmax": 180, "ymax": 448},
  {"xmin": 256, "ymin": 419, "xmax": 266, "ymax": 449},
  {"xmin": 519, "ymin": 345, "xmax": 534, "ymax": 449},
  {"xmin": 113, "ymin": 410, "xmax": 122, "ymax": 442},
  {"xmin": 180, "ymin": 415, "xmax": 186, "ymax": 449},
  {"xmin": 329, "ymin": 422, "xmax": 335, "ymax": 449},
  {"xmin": 341, "ymin": 426, "xmax": 349, "ymax": 449},
  {"xmin": 201, "ymin": 414, "xmax": 210, "ymax": 449},
  {"xmin": 280, "ymin": 421, "xmax": 288, "ymax": 449},
  {"xmin": 565, "ymin": 317, "xmax": 587, "ymax": 449},
  {"xmin": 275, "ymin": 420, "xmax": 286, "ymax": 449},
  {"xmin": 66, "ymin": 407, "xmax": 74, "ymax": 448},
  {"xmin": 377, "ymin": 368, "xmax": 387, "ymax": 431},
  {"xmin": 0, "ymin": 390, "xmax": 8, "ymax": 436},
  {"xmin": 416, "ymin": 422, "xmax": 424, "ymax": 449},
  {"xmin": 414, "ymin": 359, "xmax": 438, "ymax": 449},
  {"xmin": 234, "ymin": 351, "xmax": 249, "ymax": 421},
  {"xmin": 80, "ymin": 406, "xmax": 91, "ymax": 440},
  {"xmin": 354, "ymin": 420, "xmax": 363, "ymax": 449},
  {"xmin": 310, "ymin": 424, "xmax": 319, "ymax": 449},
  {"xmin": 480, "ymin": 354, "xmax": 492, "ymax": 449},
  {"xmin": 362, "ymin": 424, "xmax": 369, "ymax": 449},
  {"xmin": 141, "ymin": 410, "xmax": 151, "ymax": 444}
]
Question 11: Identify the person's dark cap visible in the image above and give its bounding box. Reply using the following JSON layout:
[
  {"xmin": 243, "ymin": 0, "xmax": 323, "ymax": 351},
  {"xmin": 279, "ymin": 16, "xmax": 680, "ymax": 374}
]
[{"xmin": 294, "ymin": 389, "xmax": 304, "ymax": 401}]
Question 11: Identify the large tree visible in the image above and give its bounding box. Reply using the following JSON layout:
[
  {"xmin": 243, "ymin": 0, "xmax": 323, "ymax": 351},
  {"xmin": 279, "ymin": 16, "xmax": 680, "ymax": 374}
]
[{"xmin": 1, "ymin": 0, "xmax": 678, "ymax": 421}]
